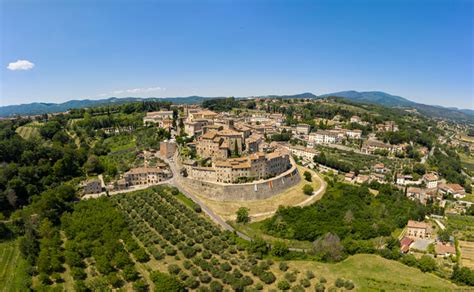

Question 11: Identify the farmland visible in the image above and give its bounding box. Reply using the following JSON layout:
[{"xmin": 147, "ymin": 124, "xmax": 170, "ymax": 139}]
[
  {"xmin": 15, "ymin": 121, "xmax": 42, "ymax": 140},
  {"xmin": 0, "ymin": 240, "xmax": 31, "ymax": 292}
]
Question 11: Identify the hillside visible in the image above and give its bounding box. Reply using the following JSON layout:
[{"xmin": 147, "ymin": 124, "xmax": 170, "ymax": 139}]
[{"xmin": 321, "ymin": 90, "xmax": 474, "ymax": 122}]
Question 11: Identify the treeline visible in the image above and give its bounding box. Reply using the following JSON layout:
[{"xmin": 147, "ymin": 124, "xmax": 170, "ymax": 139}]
[
  {"xmin": 429, "ymin": 148, "xmax": 468, "ymax": 189},
  {"xmin": 202, "ymin": 97, "xmax": 239, "ymax": 112},
  {"xmin": 313, "ymin": 152, "xmax": 354, "ymax": 174},
  {"xmin": 262, "ymin": 182, "xmax": 426, "ymax": 242},
  {"xmin": 68, "ymin": 100, "xmax": 172, "ymax": 117}
]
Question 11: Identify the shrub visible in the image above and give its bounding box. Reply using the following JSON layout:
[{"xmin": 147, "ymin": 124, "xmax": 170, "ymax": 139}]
[
  {"xmin": 133, "ymin": 279, "xmax": 149, "ymax": 292},
  {"xmin": 199, "ymin": 273, "xmax": 212, "ymax": 283},
  {"xmin": 304, "ymin": 171, "xmax": 312, "ymax": 182},
  {"xmin": 123, "ymin": 265, "xmax": 140, "ymax": 282},
  {"xmin": 220, "ymin": 262, "xmax": 232, "ymax": 272},
  {"xmin": 315, "ymin": 283, "xmax": 325, "ymax": 292},
  {"xmin": 277, "ymin": 280, "xmax": 291, "ymax": 290},
  {"xmin": 165, "ymin": 246, "xmax": 177, "ymax": 256},
  {"xmin": 344, "ymin": 280, "xmax": 355, "ymax": 290},
  {"xmin": 335, "ymin": 278, "xmax": 345, "ymax": 288},
  {"xmin": 279, "ymin": 262, "xmax": 289, "ymax": 271},
  {"xmin": 306, "ymin": 270, "xmax": 315, "ymax": 279},
  {"xmin": 303, "ymin": 184, "xmax": 314, "ymax": 195},
  {"xmin": 184, "ymin": 277, "xmax": 200, "ymax": 289},
  {"xmin": 319, "ymin": 276, "xmax": 327, "ymax": 283},
  {"xmin": 272, "ymin": 241, "xmax": 289, "ymax": 257},
  {"xmin": 260, "ymin": 271, "xmax": 276, "ymax": 284},
  {"xmin": 168, "ymin": 264, "xmax": 181, "ymax": 275},
  {"xmin": 236, "ymin": 207, "xmax": 250, "ymax": 224},
  {"xmin": 418, "ymin": 255, "xmax": 437, "ymax": 272},
  {"xmin": 210, "ymin": 280, "xmax": 223, "ymax": 292},
  {"xmin": 150, "ymin": 271, "xmax": 185, "ymax": 292},
  {"xmin": 284, "ymin": 272, "xmax": 297, "ymax": 283},
  {"xmin": 71, "ymin": 267, "xmax": 87, "ymax": 280},
  {"xmin": 134, "ymin": 248, "xmax": 150, "ymax": 263},
  {"xmin": 300, "ymin": 278, "xmax": 311, "ymax": 288},
  {"xmin": 291, "ymin": 285, "xmax": 305, "ymax": 292}
]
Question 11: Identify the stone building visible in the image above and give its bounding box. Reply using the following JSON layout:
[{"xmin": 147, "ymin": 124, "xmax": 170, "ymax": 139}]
[
  {"xmin": 82, "ymin": 179, "xmax": 102, "ymax": 194},
  {"xmin": 160, "ymin": 141, "xmax": 177, "ymax": 158},
  {"xmin": 124, "ymin": 167, "xmax": 171, "ymax": 186},
  {"xmin": 196, "ymin": 129, "xmax": 244, "ymax": 160},
  {"xmin": 406, "ymin": 220, "xmax": 432, "ymax": 239}
]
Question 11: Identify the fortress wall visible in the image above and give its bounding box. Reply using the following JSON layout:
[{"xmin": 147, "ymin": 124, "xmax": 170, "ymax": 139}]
[{"xmin": 177, "ymin": 165, "xmax": 300, "ymax": 201}]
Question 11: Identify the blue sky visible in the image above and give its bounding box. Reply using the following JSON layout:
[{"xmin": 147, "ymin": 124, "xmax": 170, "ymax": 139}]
[{"xmin": 1, "ymin": 0, "xmax": 473, "ymax": 108}]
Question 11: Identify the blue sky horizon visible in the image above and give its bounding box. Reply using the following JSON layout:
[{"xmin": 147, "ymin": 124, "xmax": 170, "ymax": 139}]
[{"xmin": 1, "ymin": 0, "xmax": 473, "ymax": 109}]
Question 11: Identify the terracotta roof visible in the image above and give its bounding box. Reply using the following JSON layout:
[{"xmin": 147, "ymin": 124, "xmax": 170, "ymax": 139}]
[
  {"xmin": 423, "ymin": 173, "xmax": 439, "ymax": 181},
  {"xmin": 435, "ymin": 243, "xmax": 456, "ymax": 255},
  {"xmin": 407, "ymin": 220, "xmax": 430, "ymax": 229}
]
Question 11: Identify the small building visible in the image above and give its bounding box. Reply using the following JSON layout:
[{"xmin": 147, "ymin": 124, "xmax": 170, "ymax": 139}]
[
  {"xmin": 406, "ymin": 220, "xmax": 432, "ymax": 239},
  {"xmin": 344, "ymin": 172, "xmax": 356, "ymax": 182},
  {"xmin": 434, "ymin": 243, "xmax": 456, "ymax": 257},
  {"xmin": 160, "ymin": 141, "xmax": 177, "ymax": 158},
  {"xmin": 82, "ymin": 179, "xmax": 102, "ymax": 195},
  {"xmin": 438, "ymin": 183, "xmax": 466, "ymax": 199},
  {"xmin": 423, "ymin": 173, "xmax": 439, "ymax": 189},
  {"xmin": 373, "ymin": 163, "xmax": 388, "ymax": 174},
  {"xmin": 350, "ymin": 115, "xmax": 362, "ymax": 124},
  {"xmin": 355, "ymin": 174, "xmax": 369, "ymax": 184},
  {"xmin": 400, "ymin": 236, "xmax": 414, "ymax": 253},
  {"xmin": 346, "ymin": 129, "xmax": 362, "ymax": 139},
  {"xmin": 296, "ymin": 124, "xmax": 311, "ymax": 135}
]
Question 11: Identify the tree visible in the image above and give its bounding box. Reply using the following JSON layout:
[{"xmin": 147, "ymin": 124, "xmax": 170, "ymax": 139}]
[
  {"xmin": 303, "ymin": 184, "xmax": 314, "ymax": 196},
  {"xmin": 303, "ymin": 171, "xmax": 312, "ymax": 182},
  {"xmin": 277, "ymin": 280, "xmax": 290, "ymax": 290},
  {"xmin": 236, "ymin": 207, "xmax": 250, "ymax": 224},
  {"xmin": 271, "ymin": 241, "xmax": 289, "ymax": 257},
  {"xmin": 312, "ymin": 233, "xmax": 344, "ymax": 262},
  {"xmin": 150, "ymin": 271, "xmax": 185, "ymax": 292},
  {"xmin": 451, "ymin": 264, "xmax": 474, "ymax": 286},
  {"xmin": 418, "ymin": 255, "xmax": 437, "ymax": 272},
  {"xmin": 248, "ymin": 237, "xmax": 269, "ymax": 255}
]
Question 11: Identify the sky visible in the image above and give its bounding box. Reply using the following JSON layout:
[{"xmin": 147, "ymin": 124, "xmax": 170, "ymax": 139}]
[{"xmin": 1, "ymin": 0, "xmax": 473, "ymax": 109}]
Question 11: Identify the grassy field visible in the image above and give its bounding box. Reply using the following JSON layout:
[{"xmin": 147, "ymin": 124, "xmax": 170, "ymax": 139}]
[
  {"xmin": 459, "ymin": 241, "xmax": 474, "ymax": 270},
  {"xmin": 460, "ymin": 153, "xmax": 474, "ymax": 174},
  {"xmin": 0, "ymin": 239, "xmax": 31, "ymax": 292},
  {"xmin": 15, "ymin": 121, "xmax": 42, "ymax": 140},
  {"xmin": 446, "ymin": 214, "xmax": 474, "ymax": 241},
  {"xmin": 187, "ymin": 165, "xmax": 325, "ymax": 221},
  {"xmin": 271, "ymin": 254, "xmax": 459, "ymax": 291}
]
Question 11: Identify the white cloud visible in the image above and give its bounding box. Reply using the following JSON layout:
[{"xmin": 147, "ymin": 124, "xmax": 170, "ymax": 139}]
[{"xmin": 7, "ymin": 59, "xmax": 35, "ymax": 71}]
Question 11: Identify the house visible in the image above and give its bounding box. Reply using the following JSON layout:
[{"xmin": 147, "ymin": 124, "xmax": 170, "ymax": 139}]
[
  {"xmin": 438, "ymin": 183, "xmax": 466, "ymax": 199},
  {"xmin": 350, "ymin": 115, "xmax": 362, "ymax": 123},
  {"xmin": 423, "ymin": 173, "xmax": 439, "ymax": 189},
  {"xmin": 406, "ymin": 220, "xmax": 432, "ymax": 239},
  {"xmin": 344, "ymin": 172, "xmax": 356, "ymax": 182},
  {"xmin": 361, "ymin": 139, "xmax": 398, "ymax": 155},
  {"xmin": 435, "ymin": 243, "xmax": 456, "ymax": 257},
  {"xmin": 309, "ymin": 130, "xmax": 338, "ymax": 145},
  {"xmin": 355, "ymin": 174, "xmax": 369, "ymax": 184},
  {"xmin": 284, "ymin": 144, "xmax": 319, "ymax": 163},
  {"xmin": 124, "ymin": 167, "xmax": 171, "ymax": 186},
  {"xmin": 373, "ymin": 163, "xmax": 388, "ymax": 174},
  {"xmin": 82, "ymin": 179, "xmax": 102, "ymax": 195},
  {"xmin": 346, "ymin": 129, "xmax": 362, "ymax": 139},
  {"xmin": 296, "ymin": 124, "xmax": 311, "ymax": 135},
  {"xmin": 400, "ymin": 236, "xmax": 414, "ymax": 253},
  {"xmin": 406, "ymin": 187, "xmax": 429, "ymax": 204},
  {"xmin": 396, "ymin": 174, "xmax": 421, "ymax": 186}
]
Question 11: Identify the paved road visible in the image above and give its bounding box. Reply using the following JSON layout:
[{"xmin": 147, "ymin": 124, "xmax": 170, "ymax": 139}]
[{"xmin": 162, "ymin": 154, "xmax": 252, "ymax": 241}]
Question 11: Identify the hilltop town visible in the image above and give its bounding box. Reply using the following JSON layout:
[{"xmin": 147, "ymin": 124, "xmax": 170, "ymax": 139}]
[{"xmin": 1, "ymin": 96, "xmax": 474, "ymax": 290}]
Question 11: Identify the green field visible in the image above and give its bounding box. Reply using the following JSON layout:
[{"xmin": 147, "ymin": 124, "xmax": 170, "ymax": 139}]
[
  {"xmin": 0, "ymin": 239, "xmax": 31, "ymax": 292},
  {"xmin": 446, "ymin": 214, "xmax": 474, "ymax": 241},
  {"xmin": 15, "ymin": 122, "xmax": 42, "ymax": 140},
  {"xmin": 279, "ymin": 254, "xmax": 458, "ymax": 291}
]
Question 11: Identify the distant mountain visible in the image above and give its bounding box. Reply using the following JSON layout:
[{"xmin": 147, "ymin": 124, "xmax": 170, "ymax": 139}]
[
  {"xmin": 1, "ymin": 91, "xmax": 472, "ymax": 123},
  {"xmin": 319, "ymin": 91, "xmax": 416, "ymax": 107},
  {"xmin": 320, "ymin": 90, "xmax": 473, "ymax": 122},
  {"xmin": 0, "ymin": 96, "xmax": 210, "ymax": 117}
]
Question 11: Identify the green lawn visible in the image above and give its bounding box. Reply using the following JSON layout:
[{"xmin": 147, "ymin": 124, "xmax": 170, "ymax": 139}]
[
  {"xmin": 175, "ymin": 193, "xmax": 196, "ymax": 209},
  {"xmin": 0, "ymin": 239, "xmax": 31, "ymax": 292},
  {"xmin": 277, "ymin": 254, "xmax": 459, "ymax": 291}
]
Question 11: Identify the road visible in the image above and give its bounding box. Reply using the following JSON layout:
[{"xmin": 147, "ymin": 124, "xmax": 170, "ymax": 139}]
[{"xmin": 161, "ymin": 153, "xmax": 252, "ymax": 241}]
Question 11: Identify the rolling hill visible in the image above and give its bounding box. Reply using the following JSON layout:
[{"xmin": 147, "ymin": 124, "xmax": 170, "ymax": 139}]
[{"xmin": 1, "ymin": 91, "xmax": 472, "ymax": 123}]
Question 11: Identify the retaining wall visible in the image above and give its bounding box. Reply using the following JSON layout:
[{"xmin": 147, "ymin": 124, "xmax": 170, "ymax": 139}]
[{"xmin": 177, "ymin": 163, "xmax": 301, "ymax": 201}]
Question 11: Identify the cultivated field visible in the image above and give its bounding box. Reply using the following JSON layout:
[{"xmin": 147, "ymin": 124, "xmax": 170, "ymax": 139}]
[
  {"xmin": 0, "ymin": 240, "xmax": 31, "ymax": 292},
  {"xmin": 15, "ymin": 121, "xmax": 42, "ymax": 140},
  {"xmin": 459, "ymin": 241, "xmax": 474, "ymax": 270},
  {"xmin": 187, "ymin": 166, "xmax": 325, "ymax": 221}
]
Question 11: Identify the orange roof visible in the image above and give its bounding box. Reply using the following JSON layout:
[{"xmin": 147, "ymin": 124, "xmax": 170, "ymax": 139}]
[
  {"xmin": 435, "ymin": 243, "xmax": 456, "ymax": 255},
  {"xmin": 407, "ymin": 220, "xmax": 429, "ymax": 229}
]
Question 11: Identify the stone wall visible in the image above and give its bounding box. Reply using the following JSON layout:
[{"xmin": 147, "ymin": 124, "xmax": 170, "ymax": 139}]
[{"xmin": 177, "ymin": 163, "xmax": 301, "ymax": 201}]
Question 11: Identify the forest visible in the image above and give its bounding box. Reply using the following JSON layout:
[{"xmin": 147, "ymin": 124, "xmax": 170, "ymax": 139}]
[{"xmin": 261, "ymin": 182, "xmax": 426, "ymax": 242}]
